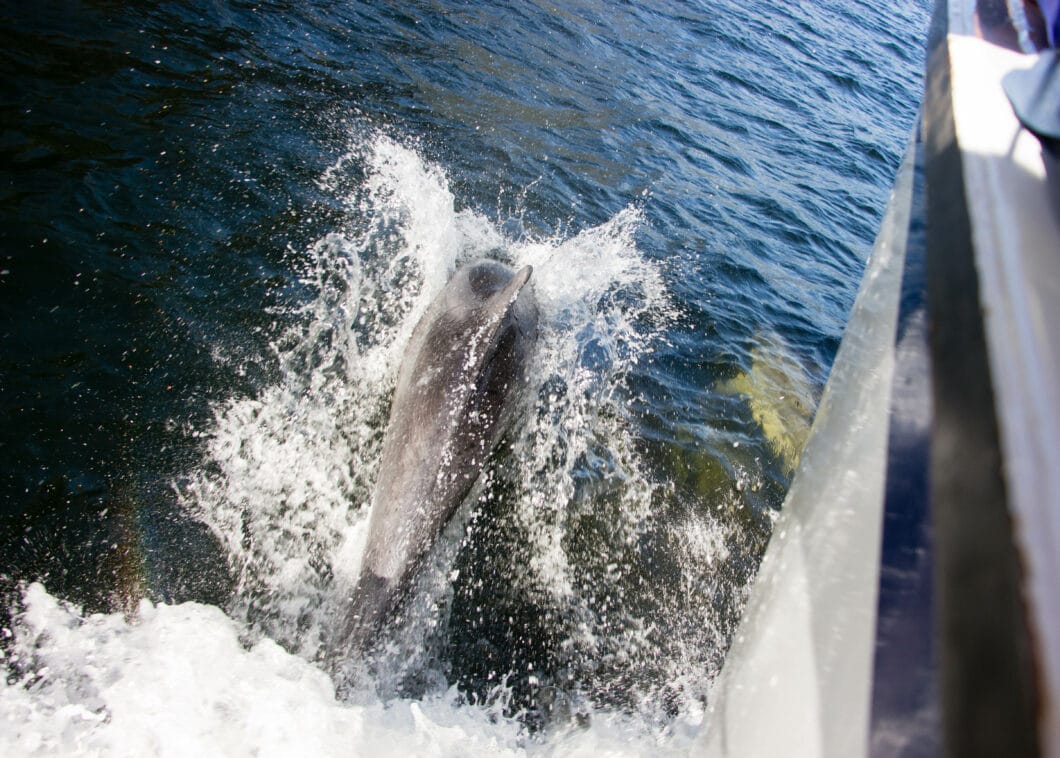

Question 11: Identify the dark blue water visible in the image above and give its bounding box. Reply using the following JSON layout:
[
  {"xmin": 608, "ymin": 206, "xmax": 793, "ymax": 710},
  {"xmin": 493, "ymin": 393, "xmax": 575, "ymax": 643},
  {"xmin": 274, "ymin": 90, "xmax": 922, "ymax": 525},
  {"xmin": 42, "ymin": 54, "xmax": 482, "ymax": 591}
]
[{"xmin": 1, "ymin": 0, "xmax": 929, "ymax": 739}]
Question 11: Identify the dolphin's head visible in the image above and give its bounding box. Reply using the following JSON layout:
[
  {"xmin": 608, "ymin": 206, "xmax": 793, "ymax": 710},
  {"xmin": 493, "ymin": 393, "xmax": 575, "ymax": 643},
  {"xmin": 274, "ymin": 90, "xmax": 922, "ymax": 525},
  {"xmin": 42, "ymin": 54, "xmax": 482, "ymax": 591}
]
[{"xmin": 465, "ymin": 260, "xmax": 533, "ymax": 306}]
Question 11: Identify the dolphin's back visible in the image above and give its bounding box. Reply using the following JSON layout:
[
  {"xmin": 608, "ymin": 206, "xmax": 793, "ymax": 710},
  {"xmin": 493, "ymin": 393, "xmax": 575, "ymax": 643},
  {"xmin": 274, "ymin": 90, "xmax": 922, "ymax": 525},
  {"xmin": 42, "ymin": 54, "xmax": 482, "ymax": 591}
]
[{"xmin": 335, "ymin": 260, "xmax": 537, "ymax": 657}]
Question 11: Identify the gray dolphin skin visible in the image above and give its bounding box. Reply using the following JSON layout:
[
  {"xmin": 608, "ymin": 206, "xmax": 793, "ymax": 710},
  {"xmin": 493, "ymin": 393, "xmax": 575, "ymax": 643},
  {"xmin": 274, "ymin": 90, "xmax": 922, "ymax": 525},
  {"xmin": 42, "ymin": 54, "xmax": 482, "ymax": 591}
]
[{"xmin": 334, "ymin": 259, "xmax": 538, "ymax": 659}]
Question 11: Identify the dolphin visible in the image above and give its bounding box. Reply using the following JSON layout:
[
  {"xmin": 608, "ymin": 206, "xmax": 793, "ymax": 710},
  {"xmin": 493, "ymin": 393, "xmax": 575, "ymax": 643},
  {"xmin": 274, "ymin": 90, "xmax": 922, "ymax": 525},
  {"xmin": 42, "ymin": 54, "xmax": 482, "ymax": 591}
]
[{"xmin": 334, "ymin": 259, "xmax": 538, "ymax": 658}]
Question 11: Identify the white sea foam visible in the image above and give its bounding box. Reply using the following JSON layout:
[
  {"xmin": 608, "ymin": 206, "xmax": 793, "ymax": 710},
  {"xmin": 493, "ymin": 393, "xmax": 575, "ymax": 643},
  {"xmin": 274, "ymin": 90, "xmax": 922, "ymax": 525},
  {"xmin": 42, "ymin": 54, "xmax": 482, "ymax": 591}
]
[
  {"xmin": 0, "ymin": 585, "xmax": 702, "ymax": 756},
  {"xmin": 1, "ymin": 132, "xmax": 722, "ymax": 754},
  {"xmin": 1, "ymin": 584, "xmax": 525, "ymax": 757}
]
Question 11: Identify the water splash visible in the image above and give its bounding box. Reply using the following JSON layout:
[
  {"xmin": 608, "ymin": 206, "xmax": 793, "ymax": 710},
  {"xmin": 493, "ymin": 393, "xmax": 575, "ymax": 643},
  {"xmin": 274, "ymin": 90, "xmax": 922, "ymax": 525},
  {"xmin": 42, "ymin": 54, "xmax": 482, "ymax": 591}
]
[
  {"xmin": 0, "ymin": 584, "xmax": 525, "ymax": 757},
  {"xmin": 2, "ymin": 132, "xmax": 737, "ymax": 751}
]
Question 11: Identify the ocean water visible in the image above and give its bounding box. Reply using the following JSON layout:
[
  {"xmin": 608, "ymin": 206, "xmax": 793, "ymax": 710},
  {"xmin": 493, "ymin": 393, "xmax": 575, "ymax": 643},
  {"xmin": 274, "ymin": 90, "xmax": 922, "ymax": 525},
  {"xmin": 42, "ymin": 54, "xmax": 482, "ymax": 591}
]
[{"xmin": 0, "ymin": 0, "xmax": 929, "ymax": 753}]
